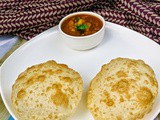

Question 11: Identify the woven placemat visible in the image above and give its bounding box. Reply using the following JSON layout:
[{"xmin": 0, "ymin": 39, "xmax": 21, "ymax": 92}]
[{"xmin": 0, "ymin": 39, "xmax": 160, "ymax": 120}]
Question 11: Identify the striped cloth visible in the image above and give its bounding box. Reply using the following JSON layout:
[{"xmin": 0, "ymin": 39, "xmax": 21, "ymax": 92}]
[{"xmin": 0, "ymin": 0, "xmax": 159, "ymax": 43}]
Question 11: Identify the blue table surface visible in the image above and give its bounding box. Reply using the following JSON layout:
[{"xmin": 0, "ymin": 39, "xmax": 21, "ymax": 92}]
[
  {"xmin": 0, "ymin": 35, "xmax": 19, "ymax": 59},
  {"xmin": 8, "ymin": 116, "xmax": 14, "ymax": 120}
]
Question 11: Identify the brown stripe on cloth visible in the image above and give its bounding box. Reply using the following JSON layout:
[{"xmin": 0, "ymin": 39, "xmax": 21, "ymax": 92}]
[
  {"xmin": 94, "ymin": 9, "xmax": 160, "ymax": 43},
  {"xmin": 0, "ymin": 0, "xmax": 159, "ymax": 44}
]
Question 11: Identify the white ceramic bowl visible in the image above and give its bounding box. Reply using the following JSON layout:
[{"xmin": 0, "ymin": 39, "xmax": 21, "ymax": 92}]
[{"xmin": 59, "ymin": 11, "xmax": 105, "ymax": 50}]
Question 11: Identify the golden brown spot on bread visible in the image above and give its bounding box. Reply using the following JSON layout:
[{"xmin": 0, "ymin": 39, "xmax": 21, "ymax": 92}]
[
  {"xmin": 48, "ymin": 113, "xmax": 52, "ymax": 119},
  {"xmin": 15, "ymin": 100, "xmax": 18, "ymax": 105},
  {"xmin": 106, "ymin": 99, "xmax": 114, "ymax": 106},
  {"xmin": 32, "ymin": 116, "xmax": 35, "ymax": 119},
  {"xmin": 16, "ymin": 108, "xmax": 21, "ymax": 113},
  {"xmin": 50, "ymin": 82, "xmax": 69, "ymax": 108},
  {"xmin": 116, "ymin": 71, "xmax": 127, "ymax": 78},
  {"xmin": 37, "ymin": 75, "xmax": 45, "ymax": 82},
  {"xmin": 144, "ymin": 80, "xmax": 149, "ymax": 84},
  {"xmin": 132, "ymin": 70, "xmax": 140, "ymax": 80},
  {"xmin": 16, "ymin": 73, "xmax": 26, "ymax": 82},
  {"xmin": 25, "ymin": 102, "xmax": 28, "ymax": 106},
  {"xmin": 59, "ymin": 64, "xmax": 68, "ymax": 69},
  {"xmin": 117, "ymin": 116, "xmax": 122, "ymax": 120},
  {"xmin": 105, "ymin": 76, "xmax": 113, "ymax": 81},
  {"xmin": 26, "ymin": 75, "xmax": 45, "ymax": 86},
  {"xmin": 54, "ymin": 115, "xmax": 58, "ymax": 119},
  {"xmin": 102, "ymin": 64, "xmax": 105, "ymax": 68},
  {"xmin": 112, "ymin": 79, "xmax": 129, "ymax": 93},
  {"xmin": 26, "ymin": 78, "xmax": 34, "ymax": 85},
  {"xmin": 87, "ymin": 93, "xmax": 93, "ymax": 106},
  {"xmin": 136, "ymin": 87, "xmax": 153, "ymax": 106},
  {"xmin": 68, "ymin": 88, "xmax": 74, "ymax": 94},
  {"xmin": 51, "ymin": 89, "xmax": 68, "ymax": 108},
  {"xmin": 70, "ymin": 105, "xmax": 73, "ymax": 109},
  {"xmin": 52, "ymin": 83, "xmax": 62, "ymax": 89},
  {"xmin": 119, "ymin": 96, "xmax": 124, "ymax": 102},
  {"xmin": 29, "ymin": 90, "xmax": 33, "ymax": 94},
  {"xmin": 41, "ymin": 93, "xmax": 45, "ymax": 96},
  {"xmin": 18, "ymin": 72, "xmax": 25, "ymax": 78},
  {"xmin": 94, "ymin": 114, "xmax": 98, "ymax": 117},
  {"xmin": 94, "ymin": 107, "xmax": 99, "ymax": 113},
  {"xmin": 40, "ymin": 103, "xmax": 43, "ymax": 107},
  {"xmin": 46, "ymin": 83, "xmax": 62, "ymax": 92},
  {"xmin": 17, "ymin": 89, "xmax": 26, "ymax": 99},
  {"xmin": 43, "ymin": 69, "xmax": 54, "ymax": 75},
  {"xmin": 27, "ymin": 66, "xmax": 36, "ymax": 71},
  {"xmin": 145, "ymin": 73, "xmax": 156, "ymax": 86},
  {"xmin": 60, "ymin": 77, "xmax": 72, "ymax": 84},
  {"xmin": 125, "ymin": 92, "xmax": 131, "ymax": 100},
  {"xmin": 144, "ymin": 63, "xmax": 154, "ymax": 75},
  {"xmin": 46, "ymin": 60, "xmax": 56, "ymax": 66},
  {"xmin": 46, "ymin": 86, "xmax": 52, "ymax": 92},
  {"xmin": 155, "ymin": 81, "xmax": 158, "ymax": 88},
  {"xmin": 106, "ymin": 68, "xmax": 109, "ymax": 71},
  {"xmin": 55, "ymin": 69, "xmax": 62, "ymax": 74},
  {"xmin": 137, "ymin": 114, "xmax": 144, "ymax": 119},
  {"xmin": 104, "ymin": 91, "xmax": 110, "ymax": 98},
  {"xmin": 127, "ymin": 61, "xmax": 137, "ymax": 68},
  {"xmin": 129, "ymin": 112, "xmax": 133, "ymax": 115},
  {"xmin": 102, "ymin": 91, "xmax": 114, "ymax": 107}
]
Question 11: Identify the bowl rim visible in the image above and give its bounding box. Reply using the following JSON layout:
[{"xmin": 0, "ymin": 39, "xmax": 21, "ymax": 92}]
[{"xmin": 58, "ymin": 11, "xmax": 105, "ymax": 39}]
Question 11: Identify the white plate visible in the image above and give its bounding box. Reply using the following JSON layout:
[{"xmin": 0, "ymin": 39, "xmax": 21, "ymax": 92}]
[{"xmin": 0, "ymin": 22, "xmax": 160, "ymax": 120}]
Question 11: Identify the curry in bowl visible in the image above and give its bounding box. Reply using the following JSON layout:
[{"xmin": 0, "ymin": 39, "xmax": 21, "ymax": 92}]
[{"xmin": 61, "ymin": 14, "xmax": 103, "ymax": 36}]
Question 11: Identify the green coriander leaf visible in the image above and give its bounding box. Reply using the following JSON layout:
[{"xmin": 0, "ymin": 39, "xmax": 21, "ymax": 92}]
[
  {"xmin": 76, "ymin": 24, "xmax": 89, "ymax": 31},
  {"xmin": 76, "ymin": 17, "xmax": 80, "ymax": 22}
]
